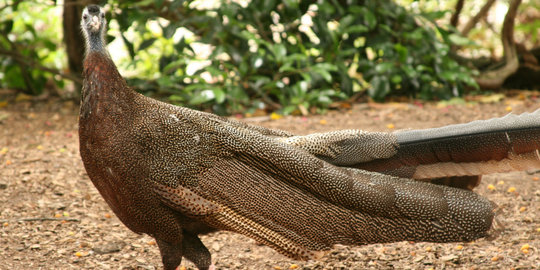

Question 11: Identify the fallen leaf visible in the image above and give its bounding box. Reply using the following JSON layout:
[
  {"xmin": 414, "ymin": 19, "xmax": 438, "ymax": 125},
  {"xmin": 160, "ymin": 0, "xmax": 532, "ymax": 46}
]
[
  {"xmin": 479, "ymin": 94, "xmax": 505, "ymax": 103},
  {"xmin": 270, "ymin": 112, "xmax": 282, "ymax": 120},
  {"xmin": 15, "ymin": 93, "xmax": 32, "ymax": 102}
]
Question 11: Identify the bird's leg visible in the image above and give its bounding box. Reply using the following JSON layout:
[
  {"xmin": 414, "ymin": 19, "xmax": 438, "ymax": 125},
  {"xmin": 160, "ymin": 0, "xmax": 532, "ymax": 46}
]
[
  {"xmin": 156, "ymin": 238, "xmax": 183, "ymax": 270},
  {"xmin": 181, "ymin": 231, "xmax": 213, "ymax": 270}
]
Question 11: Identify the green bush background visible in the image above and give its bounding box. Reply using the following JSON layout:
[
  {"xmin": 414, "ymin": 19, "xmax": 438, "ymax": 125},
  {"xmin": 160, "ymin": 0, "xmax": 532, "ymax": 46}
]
[{"xmin": 1, "ymin": 0, "xmax": 487, "ymax": 115}]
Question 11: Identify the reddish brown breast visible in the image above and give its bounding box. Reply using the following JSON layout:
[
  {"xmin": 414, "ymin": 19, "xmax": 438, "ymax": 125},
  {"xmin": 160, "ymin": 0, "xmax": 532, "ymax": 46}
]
[{"xmin": 79, "ymin": 52, "xmax": 176, "ymax": 237}]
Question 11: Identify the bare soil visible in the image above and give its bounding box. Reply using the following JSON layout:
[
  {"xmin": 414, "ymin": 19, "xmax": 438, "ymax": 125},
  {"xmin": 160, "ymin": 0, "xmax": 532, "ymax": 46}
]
[{"xmin": 1, "ymin": 96, "xmax": 539, "ymax": 270}]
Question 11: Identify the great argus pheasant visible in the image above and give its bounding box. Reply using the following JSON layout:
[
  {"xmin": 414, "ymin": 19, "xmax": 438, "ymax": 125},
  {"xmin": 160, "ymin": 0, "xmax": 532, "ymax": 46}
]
[{"xmin": 79, "ymin": 5, "xmax": 540, "ymax": 270}]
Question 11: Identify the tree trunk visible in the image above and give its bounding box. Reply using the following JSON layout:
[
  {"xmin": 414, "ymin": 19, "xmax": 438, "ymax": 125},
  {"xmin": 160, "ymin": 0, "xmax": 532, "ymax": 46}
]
[
  {"xmin": 63, "ymin": 0, "xmax": 99, "ymax": 95},
  {"xmin": 474, "ymin": 0, "xmax": 521, "ymax": 89}
]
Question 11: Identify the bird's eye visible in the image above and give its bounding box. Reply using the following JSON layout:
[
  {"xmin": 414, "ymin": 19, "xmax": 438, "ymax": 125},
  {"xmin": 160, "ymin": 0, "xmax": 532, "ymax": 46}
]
[
  {"xmin": 101, "ymin": 13, "xmax": 105, "ymax": 18},
  {"xmin": 83, "ymin": 14, "xmax": 88, "ymax": 20}
]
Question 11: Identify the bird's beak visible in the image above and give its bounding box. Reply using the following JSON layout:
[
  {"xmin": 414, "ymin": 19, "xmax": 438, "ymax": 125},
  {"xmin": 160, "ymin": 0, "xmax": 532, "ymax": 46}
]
[{"xmin": 90, "ymin": 15, "xmax": 100, "ymax": 31}]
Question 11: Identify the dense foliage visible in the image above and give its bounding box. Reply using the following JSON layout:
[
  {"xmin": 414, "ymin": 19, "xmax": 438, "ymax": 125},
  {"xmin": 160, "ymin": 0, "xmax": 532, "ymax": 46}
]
[
  {"xmin": 1, "ymin": 0, "xmax": 481, "ymax": 114},
  {"xmin": 0, "ymin": 2, "xmax": 66, "ymax": 95},
  {"xmin": 110, "ymin": 0, "xmax": 478, "ymax": 114}
]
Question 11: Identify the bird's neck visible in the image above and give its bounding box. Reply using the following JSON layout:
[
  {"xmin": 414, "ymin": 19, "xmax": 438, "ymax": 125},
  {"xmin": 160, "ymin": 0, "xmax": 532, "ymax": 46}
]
[
  {"xmin": 81, "ymin": 52, "xmax": 132, "ymax": 106},
  {"xmin": 85, "ymin": 32, "xmax": 106, "ymax": 54}
]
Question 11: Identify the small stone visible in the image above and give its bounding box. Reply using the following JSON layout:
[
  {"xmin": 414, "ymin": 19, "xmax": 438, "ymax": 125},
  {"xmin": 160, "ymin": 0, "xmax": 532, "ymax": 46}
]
[
  {"xmin": 441, "ymin": 254, "xmax": 458, "ymax": 262},
  {"xmin": 413, "ymin": 255, "xmax": 425, "ymax": 262},
  {"xmin": 50, "ymin": 202, "xmax": 66, "ymax": 210},
  {"xmin": 93, "ymin": 242, "xmax": 124, "ymax": 254}
]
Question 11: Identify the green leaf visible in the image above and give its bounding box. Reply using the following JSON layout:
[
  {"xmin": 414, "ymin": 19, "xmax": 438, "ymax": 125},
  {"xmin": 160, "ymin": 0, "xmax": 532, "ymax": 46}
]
[
  {"xmin": 278, "ymin": 64, "xmax": 297, "ymax": 73},
  {"xmin": 391, "ymin": 75, "xmax": 402, "ymax": 84},
  {"xmin": 374, "ymin": 62, "xmax": 394, "ymax": 73},
  {"xmin": 190, "ymin": 89, "xmax": 216, "ymax": 105},
  {"xmin": 368, "ymin": 76, "xmax": 390, "ymax": 100},
  {"xmin": 448, "ymin": 34, "xmax": 475, "ymax": 46},
  {"xmin": 420, "ymin": 10, "xmax": 449, "ymax": 21},
  {"xmin": 4, "ymin": 65, "xmax": 25, "ymax": 89},
  {"xmin": 3, "ymin": 19, "xmax": 13, "ymax": 33},
  {"xmin": 157, "ymin": 76, "xmax": 174, "ymax": 88},
  {"xmin": 311, "ymin": 67, "xmax": 332, "ymax": 82},
  {"xmin": 163, "ymin": 24, "xmax": 178, "ymax": 39},
  {"xmin": 134, "ymin": 0, "xmax": 158, "ymax": 7},
  {"xmin": 339, "ymin": 15, "xmax": 355, "ymax": 29},
  {"xmin": 393, "ymin": 43, "xmax": 408, "ymax": 63},
  {"xmin": 139, "ymin": 38, "xmax": 157, "ymax": 51},
  {"xmin": 283, "ymin": 53, "xmax": 308, "ymax": 64},
  {"xmin": 313, "ymin": 63, "xmax": 338, "ymax": 72},
  {"xmin": 269, "ymin": 43, "xmax": 287, "ymax": 62},
  {"xmin": 169, "ymin": 95, "xmax": 185, "ymax": 103},
  {"xmin": 345, "ymin": 25, "xmax": 369, "ymax": 34},
  {"xmin": 213, "ymin": 88, "xmax": 226, "ymax": 103},
  {"xmin": 363, "ymin": 9, "xmax": 377, "ymax": 29}
]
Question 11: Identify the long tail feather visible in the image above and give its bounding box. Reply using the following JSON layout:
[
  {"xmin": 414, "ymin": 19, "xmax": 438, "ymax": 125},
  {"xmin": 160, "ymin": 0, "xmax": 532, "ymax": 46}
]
[{"xmin": 355, "ymin": 110, "xmax": 540, "ymax": 180}]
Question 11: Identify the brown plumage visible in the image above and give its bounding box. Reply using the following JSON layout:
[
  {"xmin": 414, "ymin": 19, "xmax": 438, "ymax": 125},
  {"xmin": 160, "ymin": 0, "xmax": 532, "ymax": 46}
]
[{"xmin": 79, "ymin": 5, "xmax": 540, "ymax": 270}]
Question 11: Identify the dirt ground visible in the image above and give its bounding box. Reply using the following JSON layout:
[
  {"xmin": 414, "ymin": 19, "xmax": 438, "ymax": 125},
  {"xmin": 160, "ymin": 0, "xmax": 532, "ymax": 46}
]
[{"xmin": 0, "ymin": 94, "xmax": 539, "ymax": 270}]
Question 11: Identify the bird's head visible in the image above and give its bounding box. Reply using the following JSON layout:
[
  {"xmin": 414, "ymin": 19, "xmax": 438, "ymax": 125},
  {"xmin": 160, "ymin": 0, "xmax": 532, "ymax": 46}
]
[
  {"xmin": 81, "ymin": 5, "xmax": 107, "ymax": 54},
  {"xmin": 81, "ymin": 5, "xmax": 106, "ymax": 37}
]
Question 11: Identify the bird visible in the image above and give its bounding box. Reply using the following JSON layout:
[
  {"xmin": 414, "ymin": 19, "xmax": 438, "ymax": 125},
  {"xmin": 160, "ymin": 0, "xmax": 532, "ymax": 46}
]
[{"xmin": 79, "ymin": 5, "xmax": 540, "ymax": 270}]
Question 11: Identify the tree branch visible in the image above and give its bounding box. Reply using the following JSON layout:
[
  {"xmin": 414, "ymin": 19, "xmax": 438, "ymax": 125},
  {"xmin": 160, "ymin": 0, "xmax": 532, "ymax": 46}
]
[
  {"xmin": 0, "ymin": 47, "xmax": 82, "ymax": 84},
  {"xmin": 450, "ymin": 0, "xmax": 465, "ymax": 27},
  {"xmin": 461, "ymin": 0, "xmax": 496, "ymax": 36}
]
